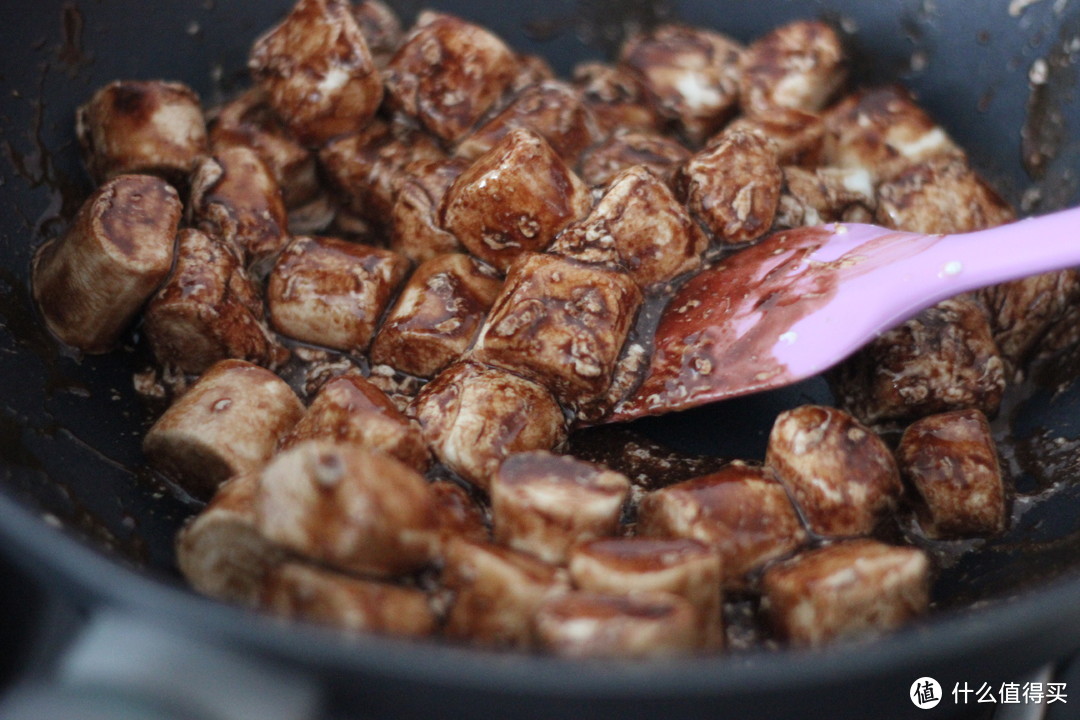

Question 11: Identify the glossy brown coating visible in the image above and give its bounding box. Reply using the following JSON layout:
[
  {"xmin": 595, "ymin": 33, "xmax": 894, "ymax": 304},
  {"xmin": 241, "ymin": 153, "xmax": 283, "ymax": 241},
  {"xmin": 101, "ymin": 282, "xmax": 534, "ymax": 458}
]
[
  {"xmin": 431, "ymin": 480, "xmax": 490, "ymax": 547},
  {"xmin": 578, "ymin": 129, "xmax": 690, "ymax": 189},
  {"xmin": 409, "ymin": 361, "xmax": 567, "ymax": 490},
  {"xmin": 774, "ymin": 165, "xmax": 876, "ymax": 229},
  {"xmin": 724, "ymin": 109, "xmax": 826, "ymax": 166},
  {"xmin": 144, "ymin": 229, "xmax": 287, "ymax": 374},
  {"xmin": 533, "ymin": 590, "xmax": 699, "ymax": 658},
  {"xmin": 365, "ymin": 363, "xmax": 428, "ymax": 413},
  {"xmin": 283, "ymin": 374, "xmax": 430, "ymax": 471},
  {"xmin": 249, "ymin": 0, "xmax": 383, "ymax": 145},
  {"xmin": 256, "ymin": 440, "xmax": 438, "ymax": 577},
  {"xmin": 823, "ymin": 85, "xmax": 965, "ymax": 182},
  {"xmin": 209, "ymin": 88, "xmax": 318, "ymax": 209},
  {"xmin": 189, "ymin": 146, "xmax": 289, "ymax": 274},
  {"xmin": 440, "ymin": 129, "xmax": 592, "ymax": 272},
  {"xmin": 383, "ymin": 11, "xmax": 519, "ymax": 143},
  {"xmin": 491, "ymin": 451, "xmax": 630, "ymax": 565},
  {"xmin": 572, "ymin": 61, "xmax": 664, "ymax": 138},
  {"xmin": 318, "ymin": 119, "xmax": 444, "ymax": 231},
  {"xmin": 369, "ymin": 253, "xmax": 503, "ymax": 378},
  {"xmin": 831, "ymin": 297, "xmax": 1006, "ymax": 426},
  {"xmin": 472, "ymin": 253, "xmax": 643, "ymax": 411},
  {"xmin": 979, "ymin": 270, "xmax": 1080, "ymax": 372},
  {"xmin": 390, "ymin": 157, "xmax": 470, "ymax": 263},
  {"xmin": 637, "ymin": 462, "xmax": 807, "ymax": 589},
  {"xmin": 766, "ymin": 405, "xmax": 902, "ymax": 537},
  {"xmin": 441, "ymin": 537, "xmax": 569, "ymax": 648},
  {"xmin": 619, "ymin": 24, "xmax": 743, "ymax": 146},
  {"xmin": 455, "ymin": 80, "xmax": 598, "ymax": 164},
  {"xmin": 76, "ymin": 80, "xmax": 208, "ymax": 185},
  {"xmin": 875, "ymin": 157, "xmax": 1016, "ymax": 234},
  {"xmin": 350, "ymin": 0, "xmax": 403, "ymax": 68},
  {"xmin": 569, "ymin": 537, "xmax": 723, "ymax": 647},
  {"xmin": 176, "ymin": 473, "xmax": 289, "ymax": 608},
  {"xmin": 550, "ymin": 165, "xmax": 709, "ymax": 288},
  {"xmin": 677, "ymin": 130, "xmax": 782, "ymax": 244},
  {"xmin": 266, "ymin": 235, "xmax": 409, "ymax": 353},
  {"xmin": 510, "ymin": 53, "xmax": 557, "ymax": 95},
  {"xmin": 896, "ymin": 409, "xmax": 1006, "ymax": 538},
  {"xmin": 143, "ymin": 359, "xmax": 305, "ymax": 500},
  {"xmin": 738, "ymin": 20, "xmax": 846, "ymax": 117},
  {"xmin": 32, "ymin": 174, "xmax": 180, "ymax": 354},
  {"xmin": 261, "ymin": 562, "xmax": 435, "ymax": 637},
  {"xmin": 761, "ymin": 539, "xmax": 930, "ymax": 646}
]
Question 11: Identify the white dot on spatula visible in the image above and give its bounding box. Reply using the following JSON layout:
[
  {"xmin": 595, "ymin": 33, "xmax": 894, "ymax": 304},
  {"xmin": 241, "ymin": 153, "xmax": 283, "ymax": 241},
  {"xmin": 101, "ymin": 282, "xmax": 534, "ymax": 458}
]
[{"xmin": 941, "ymin": 260, "xmax": 963, "ymax": 277}]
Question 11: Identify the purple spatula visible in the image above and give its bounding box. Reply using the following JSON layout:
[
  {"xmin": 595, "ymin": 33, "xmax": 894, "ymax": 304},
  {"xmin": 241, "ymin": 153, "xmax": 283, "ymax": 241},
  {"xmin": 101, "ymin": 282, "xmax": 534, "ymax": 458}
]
[{"xmin": 607, "ymin": 207, "xmax": 1080, "ymax": 423}]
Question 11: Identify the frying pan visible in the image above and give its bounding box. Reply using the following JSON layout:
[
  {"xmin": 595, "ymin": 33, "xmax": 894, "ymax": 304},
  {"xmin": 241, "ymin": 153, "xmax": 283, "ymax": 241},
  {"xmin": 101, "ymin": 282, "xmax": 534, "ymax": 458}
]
[{"xmin": 1, "ymin": 1, "xmax": 1079, "ymax": 718}]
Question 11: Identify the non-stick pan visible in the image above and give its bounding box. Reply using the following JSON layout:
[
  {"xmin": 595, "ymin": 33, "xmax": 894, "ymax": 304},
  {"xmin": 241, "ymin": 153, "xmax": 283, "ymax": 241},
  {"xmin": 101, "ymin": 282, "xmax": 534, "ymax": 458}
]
[{"xmin": 1, "ymin": 1, "xmax": 1079, "ymax": 719}]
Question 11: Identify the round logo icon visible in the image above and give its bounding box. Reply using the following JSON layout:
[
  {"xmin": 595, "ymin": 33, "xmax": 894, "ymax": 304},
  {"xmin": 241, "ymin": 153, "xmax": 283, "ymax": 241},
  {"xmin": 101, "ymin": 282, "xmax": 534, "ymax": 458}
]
[{"xmin": 911, "ymin": 677, "xmax": 943, "ymax": 709}]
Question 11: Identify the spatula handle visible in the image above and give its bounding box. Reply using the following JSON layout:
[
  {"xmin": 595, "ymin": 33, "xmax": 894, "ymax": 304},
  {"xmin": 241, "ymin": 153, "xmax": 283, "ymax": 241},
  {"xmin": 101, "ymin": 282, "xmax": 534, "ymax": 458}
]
[{"xmin": 899, "ymin": 206, "xmax": 1080, "ymax": 304}]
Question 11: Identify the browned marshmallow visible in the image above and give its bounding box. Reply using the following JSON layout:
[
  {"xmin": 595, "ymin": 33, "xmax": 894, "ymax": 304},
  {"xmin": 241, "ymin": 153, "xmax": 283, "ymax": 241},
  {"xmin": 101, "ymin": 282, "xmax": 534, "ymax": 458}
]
[
  {"xmin": 390, "ymin": 158, "xmax": 470, "ymax": 264},
  {"xmin": 384, "ymin": 12, "xmax": 518, "ymax": 143},
  {"xmin": 440, "ymin": 129, "xmax": 592, "ymax": 272},
  {"xmin": 32, "ymin": 174, "xmax": 180, "ymax": 353},
  {"xmin": 370, "ymin": 253, "xmax": 503, "ymax": 378},
  {"xmin": 261, "ymin": 562, "xmax": 435, "ymax": 637},
  {"xmin": 176, "ymin": 473, "xmax": 289, "ymax": 607},
  {"xmin": 619, "ymin": 24, "xmax": 743, "ymax": 146},
  {"xmin": 569, "ymin": 537, "xmax": 723, "ymax": 648},
  {"xmin": 823, "ymin": 85, "xmax": 965, "ymax": 183},
  {"xmin": 283, "ymin": 373, "xmax": 430, "ymax": 471},
  {"xmin": 209, "ymin": 88, "xmax": 319, "ymax": 209},
  {"xmin": 491, "ymin": 451, "xmax": 630, "ymax": 564},
  {"xmin": 144, "ymin": 229, "xmax": 286, "ymax": 374},
  {"xmin": 510, "ymin": 53, "xmax": 557, "ymax": 94},
  {"xmin": 831, "ymin": 298, "xmax": 1006, "ymax": 426},
  {"xmin": 578, "ymin": 129, "xmax": 690, "ymax": 189},
  {"xmin": 979, "ymin": 270, "xmax": 1080, "ymax": 371},
  {"xmin": 431, "ymin": 480, "xmax": 490, "ymax": 547},
  {"xmin": 738, "ymin": 20, "xmax": 846, "ymax": 117},
  {"xmin": 533, "ymin": 590, "xmax": 700, "ymax": 658},
  {"xmin": 189, "ymin": 146, "xmax": 289, "ymax": 274},
  {"xmin": 875, "ymin": 157, "xmax": 1015, "ymax": 234},
  {"xmin": 762, "ymin": 539, "xmax": 930, "ymax": 646},
  {"xmin": 267, "ymin": 236, "xmax": 409, "ymax": 353},
  {"xmin": 637, "ymin": 463, "xmax": 806, "ymax": 588},
  {"xmin": 76, "ymin": 80, "xmax": 208, "ymax": 185},
  {"xmin": 410, "ymin": 361, "xmax": 567, "ymax": 490},
  {"xmin": 896, "ymin": 409, "xmax": 1006, "ymax": 538},
  {"xmin": 472, "ymin": 253, "xmax": 643, "ymax": 411},
  {"xmin": 572, "ymin": 61, "xmax": 664, "ymax": 137},
  {"xmin": 551, "ymin": 165, "xmax": 708, "ymax": 288},
  {"xmin": 318, "ymin": 119, "xmax": 444, "ymax": 232},
  {"xmin": 724, "ymin": 109, "xmax": 826, "ymax": 166},
  {"xmin": 442, "ymin": 538, "xmax": 568, "ymax": 648},
  {"xmin": 350, "ymin": 0, "xmax": 403, "ymax": 68},
  {"xmin": 455, "ymin": 80, "xmax": 597, "ymax": 164},
  {"xmin": 677, "ymin": 129, "xmax": 782, "ymax": 244},
  {"xmin": 143, "ymin": 359, "xmax": 305, "ymax": 500},
  {"xmin": 774, "ymin": 165, "xmax": 876, "ymax": 229},
  {"xmin": 766, "ymin": 405, "xmax": 902, "ymax": 537},
  {"xmin": 256, "ymin": 440, "xmax": 438, "ymax": 577},
  {"xmin": 249, "ymin": 0, "xmax": 383, "ymax": 145}
]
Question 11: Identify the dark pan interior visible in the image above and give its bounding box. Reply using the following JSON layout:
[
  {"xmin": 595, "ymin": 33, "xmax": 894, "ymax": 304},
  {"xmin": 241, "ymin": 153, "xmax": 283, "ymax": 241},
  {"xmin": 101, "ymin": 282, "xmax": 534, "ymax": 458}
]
[{"xmin": 1, "ymin": 1, "xmax": 1080, "ymax": 718}]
